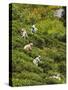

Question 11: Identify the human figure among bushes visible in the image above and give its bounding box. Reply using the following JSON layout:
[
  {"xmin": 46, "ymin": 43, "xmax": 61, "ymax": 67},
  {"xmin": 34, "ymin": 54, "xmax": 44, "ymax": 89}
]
[
  {"xmin": 31, "ymin": 25, "xmax": 38, "ymax": 34},
  {"xmin": 23, "ymin": 43, "xmax": 33, "ymax": 51},
  {"xmin": 21, "ymin": 28, "xmax": 28, "ymax": 39},
  {"xmin": 49, "ymin": 73, "xmax": 61, "ymax": 80},
  {"xmin": 33, "ymin": 55, "xmax": 41, "ymax": 66}
]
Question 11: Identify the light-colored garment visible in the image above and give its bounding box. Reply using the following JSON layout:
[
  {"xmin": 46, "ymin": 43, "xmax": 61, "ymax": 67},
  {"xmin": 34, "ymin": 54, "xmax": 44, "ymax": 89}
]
[
  {"xmin": 49, "ymin": 74, "xmax": 61, "ymax": 80},
  {"xmin": 33, "ymin": 56, "xmax": 41, "ymax": 66},
  {"xmin": 24, "ymin": 43, "xmax": 33, "ymax": 51},
  {"xmin": 31, "ymin": 25, "xmax": 38, "ymax": 33},
  {"xmin": 21, "ymin": 31, "xmax": 28, "ymax": 38}
]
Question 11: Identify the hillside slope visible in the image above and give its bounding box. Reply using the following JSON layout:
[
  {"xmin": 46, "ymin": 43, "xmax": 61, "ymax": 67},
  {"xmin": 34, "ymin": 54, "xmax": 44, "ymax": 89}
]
[{"xmin": 9, "ymin": 4, "xmax": 66, "ymax": 86}]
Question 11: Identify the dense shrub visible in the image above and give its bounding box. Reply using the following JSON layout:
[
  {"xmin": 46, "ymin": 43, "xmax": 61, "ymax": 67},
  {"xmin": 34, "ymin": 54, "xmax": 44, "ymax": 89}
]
[
  {"xmin": 58, "ymin": 62, "xmax": 66, "ymax": 76},
  {"xmin": 45, "ymin": 78, "xmax": 63, "ymax": 84}
]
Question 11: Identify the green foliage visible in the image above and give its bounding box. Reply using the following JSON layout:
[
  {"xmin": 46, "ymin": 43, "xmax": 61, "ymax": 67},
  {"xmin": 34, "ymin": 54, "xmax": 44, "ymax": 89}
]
[
  {"xmin": 10, "ymin": 3, "xmax": 66, "ymax": 86},
  {"xmin": 45, "ymin": 78, "xmax": 63, "ymax": 84},
  {"xmin": 12, "ymin": 78, "xmax": 43, "ymax": 86},
  {"xmin": 58, "ymin": 61, "xmax": 66, "ymax": 76}
]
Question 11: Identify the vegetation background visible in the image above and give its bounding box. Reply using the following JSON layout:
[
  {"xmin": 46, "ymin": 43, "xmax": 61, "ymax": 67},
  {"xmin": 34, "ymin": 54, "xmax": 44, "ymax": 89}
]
[{"xmin": 9, "ymin": 3, "xmax": 66, "ymax": 86}]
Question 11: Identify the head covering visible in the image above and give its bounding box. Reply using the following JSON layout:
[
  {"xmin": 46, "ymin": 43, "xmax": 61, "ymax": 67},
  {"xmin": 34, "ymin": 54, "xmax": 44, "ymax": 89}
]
[
  {"xmin": 21, "ymin": 28, "xmax": 24, "ymax": 32},
  {"xmin": 21, "ymin": 28, "xmax": 26, "ymax": 32},
  {"xmin": 38, "ymin": 55, "xmax": 41, "ymax": 58},
  {"xmin": 32, "ymin": 25, "xmax": 35, "ymax": 28},
  {"xmin": 30, "ymin": 43, "xmax": 33, "ymax": 46}
]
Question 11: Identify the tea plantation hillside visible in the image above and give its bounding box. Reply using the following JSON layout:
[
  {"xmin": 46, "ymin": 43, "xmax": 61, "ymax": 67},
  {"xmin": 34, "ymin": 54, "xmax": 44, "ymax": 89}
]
[{"xmin": 9, "ymin": 4, "xmax": 66, "ymax": 86}]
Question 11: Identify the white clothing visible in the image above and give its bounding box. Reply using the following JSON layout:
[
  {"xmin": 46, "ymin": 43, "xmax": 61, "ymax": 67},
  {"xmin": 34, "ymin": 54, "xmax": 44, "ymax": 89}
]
[{"xmin": 33, "ymin": 56, "xmax": 41, "ymax": 66}]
